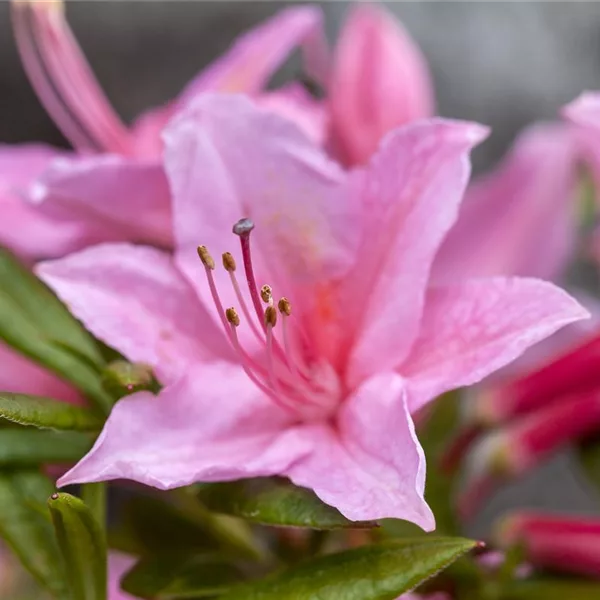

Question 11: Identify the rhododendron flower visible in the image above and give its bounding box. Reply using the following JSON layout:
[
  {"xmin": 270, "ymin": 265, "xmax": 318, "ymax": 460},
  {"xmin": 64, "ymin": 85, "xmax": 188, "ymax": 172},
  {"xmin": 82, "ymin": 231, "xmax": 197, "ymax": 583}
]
[
  {"xmin": 2, "ymin": 0, "xmax": 327, "ymax": 260},
  {"xmin": 38, "ymin": 95, "xmax": 586, "ymax": 529}
]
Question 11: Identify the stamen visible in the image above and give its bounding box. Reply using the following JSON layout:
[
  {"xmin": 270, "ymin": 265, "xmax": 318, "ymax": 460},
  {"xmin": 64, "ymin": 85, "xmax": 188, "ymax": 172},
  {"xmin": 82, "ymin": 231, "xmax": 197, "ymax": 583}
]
[
  {"xmin": 278, "ymin": 298, "xmax": 311, "ymax": 380},
  {"xmin": 228, "ymin": 322, "xmax": 297, "ymax": 416},
  {"xmin": 264, "ymin": 305, "xmax": 278, "ymax": 327},
  {"xmin": 197, "ymin": 245, "xmax": 216, "ymax": 270},
  {"xmin": 225, "ymin": 307, "xmax": 240, "ymax": 327},
  {"xmin": 260, "ymin": 284, "xmax": 273, "ymax": 305},
  {"xmin": 197, "ymin": 245, "xmax": 229, "ymax": 333},
  {"xmin": 222, "ymin": 252, "xmax": 236, "ymax": 272},
  {"xmin": 11, "ymin": 1, "xmax": 132, "ymax": 154}
]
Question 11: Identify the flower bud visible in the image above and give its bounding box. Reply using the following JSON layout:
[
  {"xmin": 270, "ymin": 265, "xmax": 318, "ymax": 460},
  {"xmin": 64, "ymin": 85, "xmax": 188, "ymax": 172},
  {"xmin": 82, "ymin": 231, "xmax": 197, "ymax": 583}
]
[{"xmin": 495, "ymin": 511, "xmax": 600, "ymax": 579}]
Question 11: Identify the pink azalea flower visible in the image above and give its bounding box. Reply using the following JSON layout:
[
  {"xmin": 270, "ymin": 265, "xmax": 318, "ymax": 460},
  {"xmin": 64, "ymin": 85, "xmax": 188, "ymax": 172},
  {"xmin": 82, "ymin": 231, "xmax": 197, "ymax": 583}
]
[
  {"xmin": 36, "ymin": 95, "xmax": 587, "ymax": 529},
  {"xmin": 2, "ymin": 0, "xmax": 327, "ymax": 261}
]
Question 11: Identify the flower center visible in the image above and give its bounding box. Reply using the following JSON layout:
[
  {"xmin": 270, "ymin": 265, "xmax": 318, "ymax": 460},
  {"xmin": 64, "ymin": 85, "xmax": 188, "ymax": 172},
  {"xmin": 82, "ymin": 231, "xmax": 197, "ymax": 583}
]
[{"xmin": 197, "ymin": 218, "xmax": 340, "ymax": 421}]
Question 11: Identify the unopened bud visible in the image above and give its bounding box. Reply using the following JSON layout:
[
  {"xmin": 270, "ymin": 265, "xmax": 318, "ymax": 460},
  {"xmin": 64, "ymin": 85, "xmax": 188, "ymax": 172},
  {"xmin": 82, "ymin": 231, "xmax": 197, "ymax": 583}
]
[
  {"xmin": 495, "ymin": 511, "xmax": 600, "ymax": 579},
  {"xmin": 102, "ymin": 361, "xmax": 159, "ymax": 399}
]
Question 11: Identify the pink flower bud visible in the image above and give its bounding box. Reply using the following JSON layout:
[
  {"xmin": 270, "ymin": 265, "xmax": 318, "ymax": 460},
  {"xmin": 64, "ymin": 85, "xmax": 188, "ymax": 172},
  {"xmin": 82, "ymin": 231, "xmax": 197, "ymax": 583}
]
[{"xmin": 496, "ymin": 511, "xmax": 600, "ymax": 579}]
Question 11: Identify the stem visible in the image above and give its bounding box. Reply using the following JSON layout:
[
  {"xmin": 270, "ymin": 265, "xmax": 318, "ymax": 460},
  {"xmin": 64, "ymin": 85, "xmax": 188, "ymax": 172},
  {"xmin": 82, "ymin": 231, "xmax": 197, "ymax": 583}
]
[{"xmin": 81, "ymin": 482, "xmax": 107, "ymax": 533}]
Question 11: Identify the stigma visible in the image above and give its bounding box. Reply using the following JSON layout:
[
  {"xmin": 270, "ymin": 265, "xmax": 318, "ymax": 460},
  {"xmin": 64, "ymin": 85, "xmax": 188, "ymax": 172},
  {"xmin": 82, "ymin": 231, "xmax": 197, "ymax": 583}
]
[{"xmin": 197, "ymin": 219, "xmax": 339, "ymax": 419}]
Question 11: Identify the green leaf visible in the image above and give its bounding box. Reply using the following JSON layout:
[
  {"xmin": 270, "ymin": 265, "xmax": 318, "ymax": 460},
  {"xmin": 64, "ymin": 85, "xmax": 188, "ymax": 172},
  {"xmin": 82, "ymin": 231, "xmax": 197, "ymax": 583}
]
[
  {"xmin": 0, "ymin": 470, "xmax": 68, "ymax": 597},
  {"xmin": 0, "ymin": 249, "xmax": 112, "ymax": 413},
  {"xmin": 0, "ymin": 428, "xmax": 93, "ymax": 466},
  {"xmin": 0, "ymin": 393, "xmax": 103, "ymax": 431},
  {"xmin": 221, "ymin": 537, "xmax": 478, "ymax": 600},
  {"xmin": 48, "ymin": 492, "xmax": 107, "ymax": 600},
  {"xmin": 113, "ymin": 491, "xmax": 260, "ymax": 561},
  {"xmin": 121, "ymin": 554, "xmax": 245, "ymax": 599},
  {"xmin": 197, "ymin": 477, "xmax": 377, "ymax": 530},
  {"xmin": 500, "ymin": 578, "xmax": 600, "ymax": 600}
]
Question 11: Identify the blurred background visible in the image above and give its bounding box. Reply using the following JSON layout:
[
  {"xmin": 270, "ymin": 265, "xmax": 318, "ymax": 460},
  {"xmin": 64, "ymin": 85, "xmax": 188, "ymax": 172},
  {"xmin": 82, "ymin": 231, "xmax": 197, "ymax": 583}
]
[{"xmin": 1, "ymin": 0, "xmax": 600, "ymax": 535}]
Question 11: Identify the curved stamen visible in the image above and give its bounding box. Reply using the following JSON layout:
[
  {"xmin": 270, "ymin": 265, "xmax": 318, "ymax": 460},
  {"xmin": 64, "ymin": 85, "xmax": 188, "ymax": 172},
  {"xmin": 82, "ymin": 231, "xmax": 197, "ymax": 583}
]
[
  {"xmin": 222, "ymin": 252, "xmax": 264, "ymax": 345},
  {"xmin": 197, "ymin": 246, "xmax": 231, "ymax": 335},
  {"xmin": 278, "ymin": 298, "xmax": 312, "ymax": 380},
  {"xmin": 227, "ymin": 317, "xmax": 297, "ymax": 416}
]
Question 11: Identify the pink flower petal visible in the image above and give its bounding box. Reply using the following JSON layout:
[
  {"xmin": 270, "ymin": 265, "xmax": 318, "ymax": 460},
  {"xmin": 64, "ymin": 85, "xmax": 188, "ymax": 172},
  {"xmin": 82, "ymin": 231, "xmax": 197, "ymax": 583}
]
[
  {"xmin": 37, "ymin": 244, "xmax": 229, "ymax": 385},
  {"xmin": 29, "ymin": 154, "xmax": 172, "ymax": 250},
  {"xmin": 434, "ymin": 124, "xmax": 578, "ymax": 282},
  {"xmin": 258, "ymin": 83, "xmax": 328, "ymax": 146},
  {"xmin": 0, "ymin": 343, "xmax": 80, "ymax": 405},
  {"xmin": 286, "ymin": 373, "xmax": 434, "ymax": 529},
  {"xmin": 178, "ymin": 6, "xmax": 328, "ymax": 103},
  {"xmin": 345, "ymin": 120, "xmax": 489, "ymax": 387},
  {"xmin": 401, "ymin": 278, "xmax": 589, "ymax": 412},
  {"xmin": 58, "ymin": 363, "xmax": 309, "ymax": 489},
  {"xmin": 164, "ymin": 94, "xmax": 359, "ymax": 347},
  {"xmin": 330, "ymin": 4, "xmax": 434, "ymax": 166},
  {"xmin": 109, "ymin": 553, "xmax": 138, "ymax": 600},
  {"xmin": 0, "ymin": 143, "xmax": 85, "ymax": 261}
]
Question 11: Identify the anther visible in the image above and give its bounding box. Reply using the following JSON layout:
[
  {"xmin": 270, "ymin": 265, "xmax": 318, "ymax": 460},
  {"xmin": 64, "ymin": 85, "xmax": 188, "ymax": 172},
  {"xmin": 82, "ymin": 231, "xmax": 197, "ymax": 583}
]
[
  {"xmin": 225, "ymin": 307, "xmax": 240, "ymax": 327},
  {"xmin": 265, "ymin": 306, "xmax": 278, "ymax": 327},
  {"xmin": 278, "ymin": 297, "xmax": 292, "ymax": 316},
  {"xmin": 232, "ymin": 217, "xmax": 255, "ymax": 238},
  {"xmin": 197, "ymin": 245, "xmax": 215, "ymax": 270},
  {"xmin": 222, "ymin": 252, "xmax": 236, "ymax": 272},
  {"xmin": 260, "ymin": 284, "xmax": 273, "ymax": 304}
]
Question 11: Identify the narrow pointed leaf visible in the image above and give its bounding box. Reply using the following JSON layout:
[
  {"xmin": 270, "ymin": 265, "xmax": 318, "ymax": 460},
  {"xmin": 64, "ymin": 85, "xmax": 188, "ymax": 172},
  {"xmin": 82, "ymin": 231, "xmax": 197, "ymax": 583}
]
[
  {"xmin": 121, "ymin": 554, "xmax": 245, "ymax": 599},
  {"xmin": 0, "ymin": 470, "xmax": 68, "ymax": 597},
  {"xmin": 48, "ymin": 492, "xmax": 107, "ymax": 600},
  {"xmin": 220, "ymin": 537, "xmax": 478, "ymax": 600},
  {"xmin": 0, "ymin": 393, "xmax": 103, "ymax": 431},
  {"xmin": 197, "ymin": 477, "xmax": 377, "ymax": 529},
  {"xmin": 0, "ymin": 249, "xmax": 112, "ymax": 412},
  {"xmin": 0, "ymin": 428, "xmax": 93, "ymax": 466}
]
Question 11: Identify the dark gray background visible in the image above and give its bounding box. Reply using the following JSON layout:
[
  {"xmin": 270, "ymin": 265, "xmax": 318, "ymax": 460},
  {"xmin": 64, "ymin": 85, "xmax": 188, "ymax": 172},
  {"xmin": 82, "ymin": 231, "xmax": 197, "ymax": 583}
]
[{"xmin": 1, "ymin": 1, "xmax": 599, "ymax": 533}]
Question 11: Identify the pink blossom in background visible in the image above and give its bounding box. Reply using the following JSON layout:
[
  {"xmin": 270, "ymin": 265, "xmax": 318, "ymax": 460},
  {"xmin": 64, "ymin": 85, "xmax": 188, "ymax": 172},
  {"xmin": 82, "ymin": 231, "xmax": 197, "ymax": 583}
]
[
  {"xmin": 0, "ymin": 1, "xmax": 327, "ymax": 402},
  {"xmin": 328, "ymin": 3, "xmax": 434, "ymax": 166},
  {"xmin": 2, "ymin": 0, "xmax": 328, "ymax": 261},
  {"xmin": 434, "ymin": 123, "xmax": 579, "ymax": 284},
  {"xmin": 496, "ymin": 511, "xmax": 600, "ymax": 579},
  {"xmin": 38, "ymin": 95, "xmax": 587, "ymax": 529}
]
